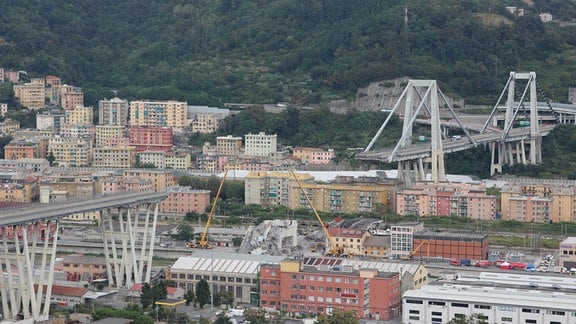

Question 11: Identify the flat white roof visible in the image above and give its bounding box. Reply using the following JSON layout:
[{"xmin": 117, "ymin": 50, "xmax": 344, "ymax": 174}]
[
  {"xmin": 171, "ymin": 251, "xmax": 284, "ymax": 275},
  {"xmin": 404, "ymin": 284, "xmax": 576, "ymax": 310}
]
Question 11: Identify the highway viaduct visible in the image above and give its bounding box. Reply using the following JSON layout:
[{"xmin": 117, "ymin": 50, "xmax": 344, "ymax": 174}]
[{"xmin": 0, "ymin": 190, "xmax": 167, "ymax": 322}]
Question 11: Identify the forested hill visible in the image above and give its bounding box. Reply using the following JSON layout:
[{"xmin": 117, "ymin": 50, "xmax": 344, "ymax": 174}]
[{"xmin": 1, "ymin": 0, "xmax": 576, "ymax": 107}]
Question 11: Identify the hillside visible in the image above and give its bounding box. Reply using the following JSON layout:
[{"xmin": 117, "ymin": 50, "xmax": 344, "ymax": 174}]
[{"xmin": 1, "ymin": 0, "xmax": 576, "ymax": 107}]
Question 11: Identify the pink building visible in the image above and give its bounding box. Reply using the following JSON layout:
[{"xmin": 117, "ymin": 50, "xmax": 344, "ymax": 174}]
[
  {"xmin": 396, "ymin": 181, "xmax": 496, "ymax": 220},
  {"xmin": 506, "ymin": 195, "xmax": 551, "ymax": 222},
  {"xmin": 101, "ymin": 176, "xmax": 152, "ymax": 195},
  {"xmin": 159, "ymin": 187, "xmax": 211, "ymax": 214},
  {"xmin": 129, "ymin": 126, "xmax": 173, "ymax": 152},
  {"xmin": 293, "ymin": 147, "xmax": 335, "ymax": 165}
]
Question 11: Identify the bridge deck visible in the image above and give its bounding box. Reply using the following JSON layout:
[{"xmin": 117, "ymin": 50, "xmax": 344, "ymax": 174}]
[{"xmin": 0, "ymin": 191, "xmax": 168, "ymax": 227}]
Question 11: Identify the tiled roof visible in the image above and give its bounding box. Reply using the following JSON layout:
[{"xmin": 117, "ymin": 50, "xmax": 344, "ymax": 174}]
[{"xmin": 35, "ymin": 284, "xmax": 89, "ymax": 297}]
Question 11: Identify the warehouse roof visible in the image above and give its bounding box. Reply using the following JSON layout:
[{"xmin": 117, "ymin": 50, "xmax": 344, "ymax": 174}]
[{"xmin": 171, "ymin": 251, "xmax": 284, "ymax": 274}]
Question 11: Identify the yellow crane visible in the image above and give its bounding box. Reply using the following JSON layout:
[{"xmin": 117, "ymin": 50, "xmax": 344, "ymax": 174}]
[
  {"xmin": 400, "ymin": 240, "xmax": 429, "ymax": 260},
  {"xmin": 290, "ymin": 170, "xmax": 344, "ymax": 257},
  {"xmin": 186, "ymin": 170, "xmax": 228, "ymax": 249}
]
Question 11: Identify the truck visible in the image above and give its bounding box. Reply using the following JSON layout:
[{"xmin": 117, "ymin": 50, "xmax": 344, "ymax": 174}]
[
  {"xmin": 475, "ymin": 260, "xmax": 491, "ymax": 268},
  {"xmin": 460, "ymin": 259, "xmax": 471, "ymax": 266}
]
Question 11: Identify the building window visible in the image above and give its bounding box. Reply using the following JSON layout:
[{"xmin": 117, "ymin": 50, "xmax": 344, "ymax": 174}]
[
  {"xmin": 500, "ymin": 318, "xmax": 512, "ymax": 322},
  {"xmin": 451, "ymin": 303, "xmax": 469, "ymax": 308}
]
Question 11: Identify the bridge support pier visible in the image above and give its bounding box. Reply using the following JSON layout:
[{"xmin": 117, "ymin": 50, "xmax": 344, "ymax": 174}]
[
  {"xmin": 101, "ymin": 202, "xmax": 159, "ymax": 289},
  {"xmin": 0, "ymin": 221, "xmax": 59, "ymax": 322}
]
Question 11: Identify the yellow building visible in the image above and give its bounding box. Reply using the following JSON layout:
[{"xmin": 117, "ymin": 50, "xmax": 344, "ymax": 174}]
[
  {"xmin": 244, "ymin": 171, "xmax": 315, "ymax": 207},
  {"xmin": 59, "ymin": 85, "xmax": 84, "ymax": 110},
  {"xmin": 95, "ymin": 125, "xmax": 126, "ymax": 147},
  {"xmin": 65, "ymin": 105, "xmax": 93, "ymax": 124},
  {"xmin": 165, "ymin": 151, "xmax": 191, "ymax": 170},
  {"xmin": 500, "ymin": 182, "xmax": 576, "ymax": 223},
  {"xmin": 92, "ymin": 146, "xmax": 137, "ymax": 168},
  {"xmin": 0, "ymin": 183, "xmax": 34, "ymax": 203},
  {"xmin": 129, "ymin": 100, "xmax": 188, "ymax": 130},
  {"xmin": 327, "ymin": 228, "xmax": 369, "ymax": 256},
  {"xmin": 122, "ymin": 169, "xmax": 175, "ymax": 192},
  {"xmin": 13, "ymin": 78, "xmax": 45, "ymax": 109},
  {"xmin": 364, "ymin": 235, "xmax": 391, "ymax": 257},
  {"xmin": 191, "ymin": 113, "xmax": 218, "ymax": 133},
  {"xmin": 48, "ymin": 137, "xmax": 92, "ymax": 167},
  {"xmin": 290, "ymin": 182, "xmax": 389, "ymax": 214}
]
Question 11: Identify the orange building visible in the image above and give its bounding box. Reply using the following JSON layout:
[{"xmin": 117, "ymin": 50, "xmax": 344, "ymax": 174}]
[
  {"xmin": 412, "ymin": 231, "xmax": 489, "ymax": 260},
  {"xmin": 292, "ymin": 147, "xmax": 335, "ymax": 165},
  {"xmin": 4, "ymin": 140, "xmax": 40, "ymax": 159},
  {"xmin": 259, "ymin": 259, "xmax": 401, "ymax": 320},
  {"xmin": 159, "ymin": 187, "xmax": 211, "ymax": 214}
]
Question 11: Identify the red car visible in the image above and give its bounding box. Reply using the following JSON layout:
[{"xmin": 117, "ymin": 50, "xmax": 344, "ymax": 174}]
[{"xmin": 475, "ymin": 260, "xmax": 491, "ymax": 268}]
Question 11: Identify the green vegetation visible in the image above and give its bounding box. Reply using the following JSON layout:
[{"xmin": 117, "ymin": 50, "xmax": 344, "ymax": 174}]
[{"xmin": 0, "ymin": 1, "xmax": 575, "ymax": 108}]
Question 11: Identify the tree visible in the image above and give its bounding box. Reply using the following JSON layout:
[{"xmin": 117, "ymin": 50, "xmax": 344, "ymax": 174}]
[
  {"xmin": 448, "ymin": 313, "xmax": 489, "ymax": 324},
  {"xmin": 316, "ymin": 310, "xmax": 358, "ymax": 324},
  {"xmin": 218, "ymin": 290, "xmax": 235, "ymax": 308},
  {"xmin": 46, "ymin": 150, "xmax": 55, "ymax": 166},
  {"xmin": 140, "ymin": 283, "xmax": 153, "ymax": 309},
  {"xmin": 184, "ymin": 289, "xmax": 195, "ymax": 306},
  {"xmin": 244, "ymin": 308, "xmax": 268, "ymax": 324},
  {"xmin": 176, "ymin": 223, "xmax": 194, "ymax": 241},
  {"xmin": 196, "ymin": 279, "xmax": 211, "ymax": 308}
]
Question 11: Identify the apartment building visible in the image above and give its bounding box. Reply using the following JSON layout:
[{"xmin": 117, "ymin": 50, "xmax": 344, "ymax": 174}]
[
  {"xmin": 244, "ymin": 172, "xmax": 314, "ymax": 207},
  {"xmin": 0, "ymin": 103, "xmax": 7, "ymax": 117},
  {"xmin": 129, "ymin": 100, "xmax": 188, "ymax": 130},
  {"xmin": 138, "ymin": 151, "xmax": 166, "ymax": 168},
  {"xmin": 165, "ymin": 151, "xmax": 191, "ymax": 170},
  {"xmin": 128, "ymin": 126, "xmax": 173, "ymax": 152},
  {"xmin": 122, "ymin": 169, "xmax": 175, "ymax": 192},
  {"xmin": 92, "ymin": 146, "xmax": 137, "ymax": 168},
  {"xmin": 45, "ymin": 75, "xmax": 62, "ymax": 105},
  {"xmin": 59, "ymin": 85, "xmax": 84, "ymax": 110},
  {"xmin": 0, "ymin": 183, "xmax": 34, "ymax": 203},
  {"xmin": 169, "ymin": 251, "xmax": 284, "ymax": 304},
  {"xmin": 260, "ymin": 259, "xmax": 401, "ymax": 320},
  {"xmin": 293, "ymin": 147, "xmax": 335, "ymax": 165},
  {"xmin": 101, "ymin": 176, "xmax": 152, "ymax": 195},
  {"xmin": 244, "ymin": 132, "xmax": 277, "ymax": 157},
  {"xmin": 95, "ymin": 125, "xmax": 126, "ymax": 147},
  {"xmin": 48, "ymin": 137, "xmax": 92, "ymax": 167},
  {"xmin": 0, "ymin": 158, "xmax": 49, "ymax": 173},
  {"xmin": 326, "ymin": 228, "xmax": 369, "ymax": 256},
  {"xmin": 98, "ymin": 97, "xmax": 129, "ymax": 126},
  {"xmin": 390, "ymin": 222, "xmax": 424, "ymax": 257},
  {"xmin": 396, "ymin": 181, "xmax": 496, "ymax": 220},
  {"xmin": 191, "ymin": 113, "xmax": 218, "ymax": 133},
  {"xmin": 65, "ymin": 105, "xmax": 93, "ymax": 124},
  {"xmin": 4, "ymin": 139, "xmax": 40, "ymax": 159},
  {"xmin": 289, "ymin": 182, "xmax": 390, "ymax": 214},
  {"xmin": 59, "ymin": 124, "xmax": 95, "ymax": 145},
  {"xmin": 36, "ymin": 111, "xmax": 66, "ymax": 130},
  {"xmin": 159, "ymin": 187, "xmax": 211, "ymax": 214},
  {"xmin": 500, "ymin": 181, "xmax": 576, "ymax": 223},
  {"xmin": 216, "ymin": 135, "xmax": 243, "ymax": 155},
  {"xmin": 13, "ymin": 78, "xmax": 45, "ymax": 109}
]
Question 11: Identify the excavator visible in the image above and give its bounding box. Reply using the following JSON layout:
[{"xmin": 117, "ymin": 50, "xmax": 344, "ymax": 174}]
[
  {"xmin": 185, "ymin": 170, "xmax": 228, "ymax": 249},
  {"xmin": 400, "ymin": 240, "xmax": 429, "ymax": 260},
  {"xmin": 290, "ymin": 170, "xmax": 344, "ymax": 257}
]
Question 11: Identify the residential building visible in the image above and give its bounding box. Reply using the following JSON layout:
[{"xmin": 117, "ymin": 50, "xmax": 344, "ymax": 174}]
[
  {"xmin": 128, "ymin": 126, "xmax": 173, "ymax": 153},
  {"xmin": 59, "ymin": 85, "xmax": 84, "ymax": 110},
  {"xmin": 39, "ymin": 170, "xmax": 102, "ymax": 201},
  {"xmin": 138, "ymin": 151, "xmax": 166, "ymax": 168},
  {"xmin": 101, "ymin": 176, "xmax": 152, "ymax": 195},
  {"xmin": 95, "ymin": 125, "xmax": 126, "ymax": 147},
  {"xmin": 191, "ymin": 113, "xmax": 218, "ymax": 133},
  {"xmin": 0, "ymin": 183, "xmax": 33, "ymax": 203},
  {"xmin": 570, "ymin": 87, "xmax": 576, "ymax": 105},
  {"xmin": 65, "ymin": 105, "xmax": 93, "ymax": 125},
  {"xmin": 325, "ymin": 228, "xmax": 369, "ymax": 256},
  {"xmin": 362, "ymin": 235, "xmax": 391, "ymax": 257},
  {"xmin": 122, "ymin": 169, "xmax": 174, "ymax": 192},
  {"xmin": 92, "ymin": 146, "xmax": 137, "ymax": 168},
  {"xmin": 1, "ymin": 69, "xmax": 20, "ymax": 83},
  {"xmin": 293, "ymin": 147, "xmax": 335, "ymax": 165},
  {"xmin": 45, "ymin": 75, "xmax": 62, "ymax": 105},
  {"xmin": 36, "ymin": 111, "xmax": 66, "ymax": 130},
  {"xmin": 0, "ymin": 103, "xmax": 7, "ymax": 117},
  {"xmin": 99, "ymin": 97, "xmax": 129, "ymax": 126},
  {"xmin": 13, "ymin": 78, "xmax": 45, "ymax": 109},
  {"xmin": 244, "ymin": 171, "xmax": 314, "ymax": 207},
  {"xmin": 37, "ymin": 285, "xmax": 89, "ymax": 308},
  {"xmin": 159, "ymin": 187, "xmax": 210, "ymax": 214},
  {"xmin": 169, "ymin": 251, "xmax": 284, "ymax": 304},
  {"xmin": 540, "ymin": 12, "xmax": 553, "ymax": 23},
  {"xmin": 165, "ymin": 151, "xmax": 191, "ymax": 170},
  {"xmin": 413, "ymin": 231, "xmax": 489, "ymax": 260},
  {"xmin": 289, "ymin": 182, "xmax": 390, "ymax": 214},
  {"xmin": 259, "ymin": 259, "xmax": 401, "ymax": 320},
  {"xmin": 59, "ymin": 124, "xmax": 95, "ymax": 144},
  {"xmin": 48, "ymin": 137, "xmax": 92, "ymax": 167},
  {"xmin": 4, "ymin": 139, "xmax": 41, "ymax": 159},
  {"xmin": 57, "ymin": 255, "xmax": 107, "ymax": 282},
  {"xmin": 129, "ymin": 100, "xmax": 188, "ymax": 130},
  {"xmin": 216, "ymin": 135, "xmax": 243, "ymax": 156},
  {"xmin": 0, "ymin": 158, "xmax": 49, "ymax": 173},
  {"xmin": 559, "ymin": 237, "xmax": 576, "ymax": 269},
  {"xmin": 244, "ymin": 132, "xmax": 277, "ymax": 157},
  {"xmin": 396, "ymin": 181, "xmax": 496, "ymax": 220}
]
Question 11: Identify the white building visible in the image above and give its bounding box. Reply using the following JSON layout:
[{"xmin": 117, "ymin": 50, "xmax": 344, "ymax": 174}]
[
  {"xmin": 99, "ymin": 97, "xmax": 129, "ymax": 126},
  {"xmin": 403, "ymin": 272, "xmax": 576, "ymax": 324},
  {"xmin": 244, "ymin": 132, "xmax": 277, "ymax": 157}
]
